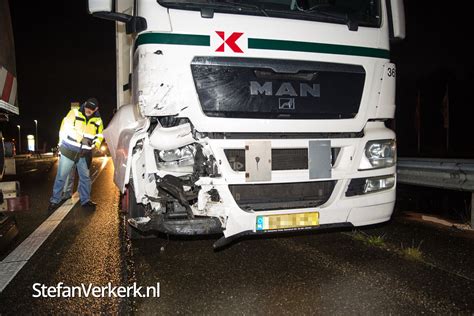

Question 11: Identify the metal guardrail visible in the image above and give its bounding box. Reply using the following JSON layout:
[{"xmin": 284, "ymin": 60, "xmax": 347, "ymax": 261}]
[
  {"xmin": 397, "ymin": 157, "xmax": 474, "ymax": 227},
  {"xmin": 397, "ymin": 158, "xmax": 474, "ymax": 192}
]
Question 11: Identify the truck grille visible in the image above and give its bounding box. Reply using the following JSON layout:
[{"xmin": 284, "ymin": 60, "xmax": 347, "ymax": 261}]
[
  {"xmin": 229, "ymin": 181, "xmax": 336, "ymax": 211},
  {"xmin": 224, "ymin": 148, "xmax": 340, "ymax": 171},
  {"xmin": 191, "ymin": 57, "xmax": 365, "ymax": 120}
]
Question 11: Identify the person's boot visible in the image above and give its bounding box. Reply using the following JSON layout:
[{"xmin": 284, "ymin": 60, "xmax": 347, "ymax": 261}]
[
  {"xmin": 48, "ymin": 202, "xmax": 60, "ymax": 212},
  {"xmin": 81, "ymin": 200, "xmax": 97, "ymax": 208},
  {"xmin": 61, "ymin": 195, "xmax": 72, "ymax": 203}
]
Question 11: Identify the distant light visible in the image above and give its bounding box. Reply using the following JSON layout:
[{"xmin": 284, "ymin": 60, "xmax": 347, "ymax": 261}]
[
  {"xmin": 100, "ymin": 145, "xmax": 106, "ymax": 152},
  {"xmin": 27, "ymin": 135, "xmax": 35, "ymax": 151}
]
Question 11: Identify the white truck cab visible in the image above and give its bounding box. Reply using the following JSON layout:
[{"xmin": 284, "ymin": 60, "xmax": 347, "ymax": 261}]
[{"xmin": 89, "ymin": 0, "xmax": 405, "ymax": 247}]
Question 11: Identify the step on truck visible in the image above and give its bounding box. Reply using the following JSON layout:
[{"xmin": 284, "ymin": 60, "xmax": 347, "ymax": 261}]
[{"xmin": 89, "ymin": 0, "xmax": 405, "ymax": 248}]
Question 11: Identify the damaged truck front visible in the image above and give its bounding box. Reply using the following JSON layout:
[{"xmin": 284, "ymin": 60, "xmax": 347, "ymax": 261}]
[{"xmin": 89, "ymin": 0, "xmax": 405, "ymax": 248}]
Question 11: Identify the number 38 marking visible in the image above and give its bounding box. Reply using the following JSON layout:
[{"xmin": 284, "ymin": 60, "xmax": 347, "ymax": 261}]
[{"xmin": 387, "ymin": 67, "xmax": 396, "ymax": 77}]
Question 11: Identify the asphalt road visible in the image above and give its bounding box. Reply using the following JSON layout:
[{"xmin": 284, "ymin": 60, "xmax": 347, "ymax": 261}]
[
  {"xmin": 1, "ymin": 158, "xmax": 474, "ymax": 314},
  {"xmin": 0, "ymin": 156, "xmax": 105, "ymax": 260},
  {"xmin": 0, "ymin": 157, "xmax": 127, "ymax": 314}
]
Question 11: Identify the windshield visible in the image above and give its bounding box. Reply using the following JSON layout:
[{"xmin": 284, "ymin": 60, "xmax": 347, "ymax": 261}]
[{"xmin": 157, "ymin": 0, "xmax": 381, "ymax": 28}]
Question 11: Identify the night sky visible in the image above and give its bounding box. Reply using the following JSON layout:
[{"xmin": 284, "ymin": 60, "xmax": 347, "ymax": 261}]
[
  {"xmin": 5, "ymin": 0, "xmax": 115, "ymax": 151},
  {"xmin": 391, "ymin": 2, "xmax": 474, "ymax": 158},
  {"xmin": 4, "ymin": 0, "xmax": 474, "ymax": 157}
]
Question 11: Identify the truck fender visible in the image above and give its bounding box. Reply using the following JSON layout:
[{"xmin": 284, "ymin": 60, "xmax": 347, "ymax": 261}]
[{"xmin": 103, "ymin": 104, "xmax": 148, "ymax": 192}]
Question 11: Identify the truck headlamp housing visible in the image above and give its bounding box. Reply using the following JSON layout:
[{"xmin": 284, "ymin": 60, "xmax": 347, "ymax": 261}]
[
  {"xmin": 364, "ymin": 176, "xmax": 396, "ymax": 193},
  {"xmin": 359, "ymin": 139, "xmax": 396, "ymax": 170},
  {"xmin": 158, "ymin": 145, "xmax": 196, "ymax": 162},
  {"xmin": 346, "ymin": 175, "xmax": 395, "ymax": 197}
]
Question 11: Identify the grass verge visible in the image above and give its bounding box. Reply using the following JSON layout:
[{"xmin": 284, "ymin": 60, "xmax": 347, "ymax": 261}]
[{"xmin": 401, "ymin": 241, "xmax": 424, "ymax": 261}]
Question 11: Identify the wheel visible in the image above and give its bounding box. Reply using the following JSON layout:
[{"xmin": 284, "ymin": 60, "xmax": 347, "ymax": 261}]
[{"xmin": 122, "ymin": 184, "xmax": 148, "ymax": 239}]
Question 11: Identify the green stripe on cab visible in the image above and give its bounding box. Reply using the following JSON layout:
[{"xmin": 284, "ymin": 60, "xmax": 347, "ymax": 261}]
[
  {"xmin": 248, "ymin": 38, "xmax": 389, "ymax": 59},
  {"xmin": 135, "ymin": 32, "xmax": 389, "ymax": 59},
  {"xmin": 135, "ymin": 33, "xmax": 211, "ymax": 48}
]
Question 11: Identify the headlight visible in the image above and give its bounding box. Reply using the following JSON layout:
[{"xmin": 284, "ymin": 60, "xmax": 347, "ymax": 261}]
[
  {"xmin": 346, "ymin": 175, "xmax": 395, "ymax": 196},
  {"xmin": 364, "ymin": 176, "xmax": 395, "ymax": 193},
  {"xmin": 158, "ymin": 145, "xmax": 196, "ymax": 162},
  {"xmin": 359, "ymin": 139, "xmax": 396, "ymax": 170}
]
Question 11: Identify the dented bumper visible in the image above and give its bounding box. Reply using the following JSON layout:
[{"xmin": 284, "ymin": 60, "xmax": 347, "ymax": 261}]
[
  {"xmin": 129, "ymin": 214, "xmax": 223, "ymax": 236},
  {"xmin": 107, "ymin": 107, "xmax": 396, "ymax": 243}
]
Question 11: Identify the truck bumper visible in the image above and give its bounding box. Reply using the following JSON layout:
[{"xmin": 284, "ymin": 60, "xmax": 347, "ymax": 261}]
[{"xmin": 129, "ymin": 122, "xmax": 396, "ymax": 244}]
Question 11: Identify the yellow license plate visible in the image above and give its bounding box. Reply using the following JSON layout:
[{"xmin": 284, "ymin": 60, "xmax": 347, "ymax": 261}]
[{"xmin": 256, "ymin": 212, "xmax": 319, "ymax": 231}]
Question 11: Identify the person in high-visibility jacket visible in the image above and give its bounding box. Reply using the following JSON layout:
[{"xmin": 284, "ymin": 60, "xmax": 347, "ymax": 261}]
[{"xmin": 48, "ymin": 98, "xmax": 104, "ymax": 211}]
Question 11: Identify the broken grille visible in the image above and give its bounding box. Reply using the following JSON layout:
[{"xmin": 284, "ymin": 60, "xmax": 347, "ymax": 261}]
[{"xmin": 224, "ymin": 148, "xmax": 340, "ymax": 171}]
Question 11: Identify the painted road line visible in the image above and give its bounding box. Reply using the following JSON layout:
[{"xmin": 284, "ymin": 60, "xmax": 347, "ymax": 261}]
[{"xmin": 0, "ymin": 157, "xmax": 110, "ymax": 292}]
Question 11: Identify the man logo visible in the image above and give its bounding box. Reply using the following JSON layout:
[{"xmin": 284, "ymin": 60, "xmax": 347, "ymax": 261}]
[
  {"xmin": 250, "ymin": 81, "xmax": 320, "ymax": 97},
  {"xmin": 279, "ymin": 98, "xmax": 295, "ymax": 110}
]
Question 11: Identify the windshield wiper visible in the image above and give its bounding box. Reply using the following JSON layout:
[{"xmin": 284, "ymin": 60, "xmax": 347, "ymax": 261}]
[
  {"xmin": 220, "ymin": 0, "xmax": 269, "ymax": 17},
  {"xmin": 196, "ymin": 0, "xmax": 269, "ymax": 18},
  {"xmin": 297, "ymin": 6, "xmax": 358, "ymax": 31},
  {"xmin": 158, "ymin": 0, "xmax": 268, "ymax": 18}
]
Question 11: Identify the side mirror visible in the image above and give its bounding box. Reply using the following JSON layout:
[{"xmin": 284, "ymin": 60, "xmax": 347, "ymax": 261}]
[
  {"xmin": 87, "ymin": 0, "xmax": 147, "ymax": 34},
  {"xmin": 388, "ymin": 0, "xmax": 406, "ymax": 41}
]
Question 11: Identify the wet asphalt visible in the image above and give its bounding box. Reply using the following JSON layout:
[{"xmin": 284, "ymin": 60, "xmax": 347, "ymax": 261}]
[
  {"xmin": 1, "ymin": 158, "xmax": 474, "ymax": 314},
  {"xmin": 130, "ymin": 223, "xmax": 474, "ymax": 315},
  {"xmin": 0, "ymin": 157, "xmax": 104, "ymax": 261},
  {"xmin": 0, "ymin": 157, "xmax": 127, "ymax": 314},
  {"xmin": 0, "ymin": 156, "xmax": 58, "ymax": 261}
]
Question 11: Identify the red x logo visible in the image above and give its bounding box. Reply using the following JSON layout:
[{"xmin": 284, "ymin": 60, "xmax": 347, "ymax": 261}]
[{"xmin": 215, "ymin": 31, "xmax": 244, "ymax": 53}]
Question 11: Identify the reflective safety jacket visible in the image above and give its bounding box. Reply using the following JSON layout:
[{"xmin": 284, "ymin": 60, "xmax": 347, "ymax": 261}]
[{"xmin": 59, "ymin": 107, "xmax": 104, "ymax": 153}]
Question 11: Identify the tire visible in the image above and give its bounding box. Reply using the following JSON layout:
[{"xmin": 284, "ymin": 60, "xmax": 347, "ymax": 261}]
[{"xmin": 123, "ymin": 184, "xmax": 148, "ymax": 239}]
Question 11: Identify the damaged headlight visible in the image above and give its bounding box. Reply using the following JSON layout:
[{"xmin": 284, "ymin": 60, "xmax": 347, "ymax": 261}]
[
  {"xmin": 359, "ymin": 139, "xmax": 396, "ymax": 170},
  {"xmin": 156, "ymin": 145, "xmax": 197, "ymax": 171},
  {"xmin": 158, "ymin": 145, "xmax": 196, "ymax": 162}
]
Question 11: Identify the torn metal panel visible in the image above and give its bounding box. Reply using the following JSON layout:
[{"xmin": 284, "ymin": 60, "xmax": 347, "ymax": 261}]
[
  {"xmin": 131, "ymin": 147, "xmax": 148, "ymax": 204},
  {"xmin": 103, "ymin": 104, "xmax": 148, "ymax": 192},
  {"xmin": 129, "ymin": 214, "xmax": 223, "ymax": 236},
  {"xmin": 149, "ymin": 123, "xmax": 195, "ymax": 151},
  {"xmin": 135, "ymin": 50, "xmax": 186, "ymax": 117},
  {"xmin": 144, "ymin": 141, "xmax": 159, "ymax": 174}
]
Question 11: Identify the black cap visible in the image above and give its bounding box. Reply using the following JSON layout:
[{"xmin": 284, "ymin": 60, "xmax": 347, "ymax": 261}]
[{"xmin": 84, "ymin": 98, "xmax": 99, "ymax": 110}]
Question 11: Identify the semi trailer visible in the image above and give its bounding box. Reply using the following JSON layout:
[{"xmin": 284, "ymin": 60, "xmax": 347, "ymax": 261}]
[
  {"xmin": 1, "ymin": 0, "xmax": 19, "ymax": 173},
  {"xmin": 0, "ymin": 0, "xmax": 20, "ymax": 250},
  {"xmin": 89, "ymin": 0, "xmax": 405, "ymax": 247}
]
